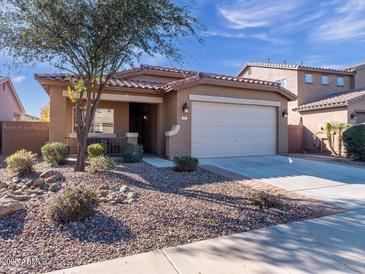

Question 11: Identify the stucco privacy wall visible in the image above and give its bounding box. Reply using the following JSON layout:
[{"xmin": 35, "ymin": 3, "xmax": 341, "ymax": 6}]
[
  {"xmin": 299, "ymin": 107, "xmax": 348, "ymax": 151},
  {"xmin": 165, "ymin": 84, "xmax": 289, "ymax": 158},
  {"xmin": 347, "ymin": 98, "xmax": 365, "ymax": 124}
]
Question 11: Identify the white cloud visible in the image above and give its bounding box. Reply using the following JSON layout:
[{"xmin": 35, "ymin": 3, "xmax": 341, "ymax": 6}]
[
  {"xmin": 250, "ymin": 33, "xmax": 287, "ymax": 45},
  {"xmin": 218, "ymin": 1, "xmax": 303, "ymax": 29},
  {"xmin": 313, "ymin": 0, "xmax": 365, "ymax": 42},
  {"xmin": 216, "ymin": 0, "xmax": 365, "ymax": 44},
  {"xmin": 12, "ymin": 75, "xmax": 26, "ymax": 83},
  {"xmin": 204, "ymin": 30, "xmax": 245, "ymax": 38}
]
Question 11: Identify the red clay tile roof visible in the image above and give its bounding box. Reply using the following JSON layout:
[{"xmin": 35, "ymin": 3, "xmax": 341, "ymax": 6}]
[
  {"xmin": 117, "ymin": 64, "xmax": 198, "ymax": 78},
  {"xmin": 35, "ymin": 73, "xmax": 166, "ymax": 92},
  {"xmin": 294, "ymin": 88, "xmax": 365, "ymax": 111},
  {"xmin": 341, "ymin": 61, "xmax": 365, "ymax": 72},
  {"xmin": 35, "ymin": 65, "xmax": 297, "ymax": 100},
  {"xmin": 239, "ymin": 62, "xmax": 355, "ymax": 75}
]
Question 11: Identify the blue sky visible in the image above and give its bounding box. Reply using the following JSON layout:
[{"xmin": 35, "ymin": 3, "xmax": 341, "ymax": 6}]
[{"xmin": 1, "ymin": 0, "xmax": 365, "ymax": 116}]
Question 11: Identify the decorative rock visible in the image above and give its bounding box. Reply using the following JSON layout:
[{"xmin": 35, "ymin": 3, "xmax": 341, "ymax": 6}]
[
  {"xmin": 119, "ymin": 185, "xmax": 129, "ymax": 193},
  {"xmin": 45, "ymin": 174, "xmax": 64, "ymax": 184},
  {"xmin": 5, "ymin": 194, "xmax": 30, "ymax": 202},
  {"xmin": 114, "ymin": 197, "xmax": 125, "ymax": 204},
  {"xmin": 0, "ymin": 181, "xmax": 8, "ymax": 189},
  {"xmin": 40, "ymin": 170, "xmax": 61, "ymax": 179},
  {"xmin": 0, "ymin": 198, "xmax": 25, "ymax": 219},
  {"xmin": 99, "ymin": 197, "xmax": 108, "ymax": 203},
  {"xmin": 11, "ymin": 177, "xmax": 20, "ymax": 184},
  {"xmin": 30, "ymin": 178, "xmax": 46, "ymax": 187},
  {"xmin": 98, "ymin": 184, "xmax": 109, "ymax": 191},
  {"xmin": 49, "ymin": 182, "xmax": 62, "ymax": 193},
  {"xmin": 39, "ymin": 183, "xmax": 50, "ymax": 191},
  {"xmin": 109, "ymin": 185, "xmax": 119, "ymax": 192},
  {"xmin": 127, "ymin": 192, "xmax": 137, "ymax": 199},
  {"xmin": 99, "ymin": 190, "xmax": 108, "ymax": 197}
]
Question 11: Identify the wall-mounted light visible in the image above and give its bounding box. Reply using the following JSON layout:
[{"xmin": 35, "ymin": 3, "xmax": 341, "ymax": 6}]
[
  {"xmin": 282, "ymin": 110, "xmax": 288, "ymax": 118},
  {"xmin": 351, "ymin": 112, "xmax": 358, "ymax": 121},
  {"xmin": 143, "ymin": 115, "xmax": 148, "ymax": 121},
  {"xmin": 182, "ymin": 102, "xmax": 189, "ymax": 114}
]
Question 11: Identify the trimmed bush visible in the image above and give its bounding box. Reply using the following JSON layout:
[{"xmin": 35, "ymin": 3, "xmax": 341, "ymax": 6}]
[
  {"xmin": 86, "ymin": 155, "xmax": 116, "ymax": 174},
  {"xmin": 6, "ymin": 149, "xmax": 36, "ymax": 175},
  {"xmin": 87, "ymin": 143, "xmax": 107, "ymax": 159},
  {"xmin": 249, "ymin": 191, "xmax": 282, "ymax": 209},
  {"xmin": 121, "ymin": 144, "xmax": 143, "ymax": 163},
  {"xmin": 343, "ymin": 124, "xmax": 365, "ymax": 161},
  {"xmin": 174, "ymin": 155, "xmax": 198, "ymax": 172},
  {"xmin": 46, "ymin": 184, "xmax": 99, "ymax": 223},
  {"xmin": 41, "ymin": 142, "xmax": 70, "ymax": 165}
]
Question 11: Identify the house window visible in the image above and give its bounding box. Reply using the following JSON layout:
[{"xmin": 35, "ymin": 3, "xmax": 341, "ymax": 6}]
[
  {"xmin": 337, "ymin": 77, "xmax": 345, "ymax": 87},
  {"xmin": 305, "ymin": 73, "xmax": 313, "ymax": 84},
  {"xmin": 321, "ymin": 75, "xmax": 329, "ymax": 86},
  {"xmin": 73, "ymin": 108, "xmax": 114, "ymax": 134},
  {"xmin": 278, "ymin": 79, "xmax": 286, "ymax": 88}
]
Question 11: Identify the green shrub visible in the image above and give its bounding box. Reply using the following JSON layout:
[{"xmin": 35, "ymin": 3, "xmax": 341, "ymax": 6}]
[
  {"xmin": 121, "ymin": 144, "xmax": 143, "ymax": 163},
  {"xmin": 87, "ymin": 143, "xmax": 107, "ymax": 159},
  {"xmin": 46, "ymin": 184, "xmax": 99, "ymax": 223},
  {"xmin": 249, "ymin": 191, "xmax": 282, "ymax": 209},
  {"xmin": 86, "ymin": 155, "xmax": 116, "ymax": 174},
  {"xmin": 41, "ymin": 142, "xmax": 70, "ymax": 165},
  {"xmin": 174, "ymin": 155, "xmax": 198, "ymax": 172},
  {"xmin": 343, "ymin": 124, "xmax": 365, "ymax": 161},
  {"xmin": 6, "ymin": 149, "xmax": 36, "ymax": 175}
]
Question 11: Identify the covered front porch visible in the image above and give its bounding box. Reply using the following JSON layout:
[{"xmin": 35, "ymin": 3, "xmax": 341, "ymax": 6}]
[{"xmin": 48, "ymin": 85, "xmax": 167, "ymax": 156}]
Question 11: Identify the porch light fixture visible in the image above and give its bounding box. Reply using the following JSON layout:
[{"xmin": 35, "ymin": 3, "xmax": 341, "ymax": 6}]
[
  {"xmin": 282, "ymin": 110, "xmax": 288, "ymax": 118},
  {"xmin": 143, "ymin": 115, "xmax": 148, "ymax": 121},
  {"xmin": 182, "ymin": 102, "xmax": 189, "ymax": 114},
  {"xmin": 351, "ymin": 112, "xmax": 358, "ymax": 121}
]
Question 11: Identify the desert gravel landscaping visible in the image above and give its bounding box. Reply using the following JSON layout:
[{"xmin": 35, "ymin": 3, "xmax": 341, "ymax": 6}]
[{"xmin": 0, "ymin": 158, "xmax": 338, "ymax": 273}]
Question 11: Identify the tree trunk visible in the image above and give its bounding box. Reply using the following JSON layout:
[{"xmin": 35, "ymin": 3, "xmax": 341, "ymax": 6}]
[
  {"xmin": 338, "ymin": 130, "xmax": 343, "ymax": 157},
  {"xmin": 326, "ymin": 132, "xmax": 337, "ymax": 156},
  {"xmin": 75, "ymin": 130, "xmax": 88, "ymax": 171}
]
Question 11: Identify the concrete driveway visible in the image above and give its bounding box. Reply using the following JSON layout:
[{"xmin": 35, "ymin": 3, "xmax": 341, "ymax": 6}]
[{"xmin": 200, "ymin": 155, "xmax": 365, "ymax": 209}]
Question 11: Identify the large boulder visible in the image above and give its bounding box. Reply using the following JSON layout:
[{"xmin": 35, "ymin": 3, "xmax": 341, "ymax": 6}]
[
  {"xmin": 40, "ymin": 170, "xmax": 64, "ymax": 184},
  {"xmin": 0, "ymin": 198, "xmax": 25, "ymax": 219}
]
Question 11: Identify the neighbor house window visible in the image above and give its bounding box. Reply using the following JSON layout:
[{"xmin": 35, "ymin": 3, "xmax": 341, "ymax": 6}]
[
  {"xmin": 305, "ymin": 73, "xmax": 313, "ymax": 84},
  {"xmin": 73, "ymin": 108, "xmax": 114, "ymax": 134},
  {"xmin": 321, "ymin": 75, "xmax": 329, "ymax": 86},
  {"xmin": 337, "ymin": 77, "xmax": 345, "ymax": 87},
  {"xmin": 278, "ymin": 79, "xmax": 286, "ymax": 88}
]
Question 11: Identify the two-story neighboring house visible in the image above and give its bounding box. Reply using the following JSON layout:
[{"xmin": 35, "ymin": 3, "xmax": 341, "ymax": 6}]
[
  {"xmin": 238, "ymin": 62, "xmax": 365, "ymax": 152},
  {"xmin": 0, "ymin": 76, "xmax": 26, "ymax": 121}
]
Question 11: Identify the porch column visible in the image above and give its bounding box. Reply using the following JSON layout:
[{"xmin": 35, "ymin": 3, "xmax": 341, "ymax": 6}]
[
  {"xmin": 126, "ymin": 132, "xmax": 138, "ymax": 144},
  {"xmin": 49, "ymin": 86, "xmax": 66, "ymax": 142}
]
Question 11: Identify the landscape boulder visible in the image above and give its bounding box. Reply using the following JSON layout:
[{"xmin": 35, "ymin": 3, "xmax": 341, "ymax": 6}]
[{"xmin": 0, "ymin": 198, "xmax": 25, "ymax": 219}]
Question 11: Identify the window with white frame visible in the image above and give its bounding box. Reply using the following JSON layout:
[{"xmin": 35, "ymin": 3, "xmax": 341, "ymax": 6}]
[
  {"xmin": 73, "ymin": 108, "xmax": 114, "ymax": 134},
  {"xmin": 278, "ymin": 79, "xmax": 286, "ymax": 88},
  {"xmin": 305, "ymin": 73, "xmax": 313, "ymax": 84},
  {"xmin": 321, "ymin": 75, "xmax": 329, "ymax": 86},
  {"xmin": 337, "ymin": 77, "xmax": 345, "ymax": 87}
]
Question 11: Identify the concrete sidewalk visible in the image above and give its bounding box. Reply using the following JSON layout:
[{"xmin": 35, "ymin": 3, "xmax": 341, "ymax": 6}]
[{"xmin": 50, "ymin": 208, "xmax": 365, "ymax": 274}]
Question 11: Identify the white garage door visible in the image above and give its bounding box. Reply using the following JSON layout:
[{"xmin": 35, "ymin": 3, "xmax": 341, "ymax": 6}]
[{"xmin": 191, "ymin": 101, "xmax": 277, "ymax": 158}]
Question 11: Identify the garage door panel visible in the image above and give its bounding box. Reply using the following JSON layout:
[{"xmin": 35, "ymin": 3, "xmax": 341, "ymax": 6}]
[{"xmin": 191, "ymin": 101, "xmax": 277, "ymax": 158}]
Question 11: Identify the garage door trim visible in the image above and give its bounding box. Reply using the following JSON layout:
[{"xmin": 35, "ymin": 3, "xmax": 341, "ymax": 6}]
[{"xmin": 189, "ymin": 94, "xmax": 281, "ymax": 107}]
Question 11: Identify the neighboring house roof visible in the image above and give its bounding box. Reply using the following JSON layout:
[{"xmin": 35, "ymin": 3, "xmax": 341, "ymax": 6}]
[
  {"xmin": 294, "ymin": 88, "xmax": 365, "ymax": 111},
  {"xmin": 238, "ymin": 62, "xmax": 355, "ymax": 76},
  {"xmin": 341, "ymin": 62, "xmax": 365, "ymax": 72},
  {"xmin": 0, "ymin": 76, "xmax": 26, "ymax": 114},
  {"xmin": 35, "ymin": 65, "xmax": 297, "ymax": 101}
]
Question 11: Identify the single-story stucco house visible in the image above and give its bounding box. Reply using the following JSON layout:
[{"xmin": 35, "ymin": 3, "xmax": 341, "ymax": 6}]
[{"xmin": 35, "ymin": 65, "xmax": 296, "ymax": 159}]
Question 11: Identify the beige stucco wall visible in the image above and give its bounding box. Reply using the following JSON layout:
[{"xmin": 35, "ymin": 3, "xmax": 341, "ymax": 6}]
[
  {"xmin": 297, "ymin": 71, "xmax": 353, "ymax": 105},
  {"xmin": 0, "ymin": 81, "xmax": 24, "ymax": 121},
  {"xmin": 347, "ymin": 98, "xmax": 365, "ymax": 124},
  {"xmin": 299, "ymin": 107, "xmax": 348, "ymax": 152},
  {"xmin": 354, "ymin": 67, "xmax": 365, "ymax": 89},
  {"xmin": 165, "ymin": 84, "xmax": 289, "ymax": 158}
]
